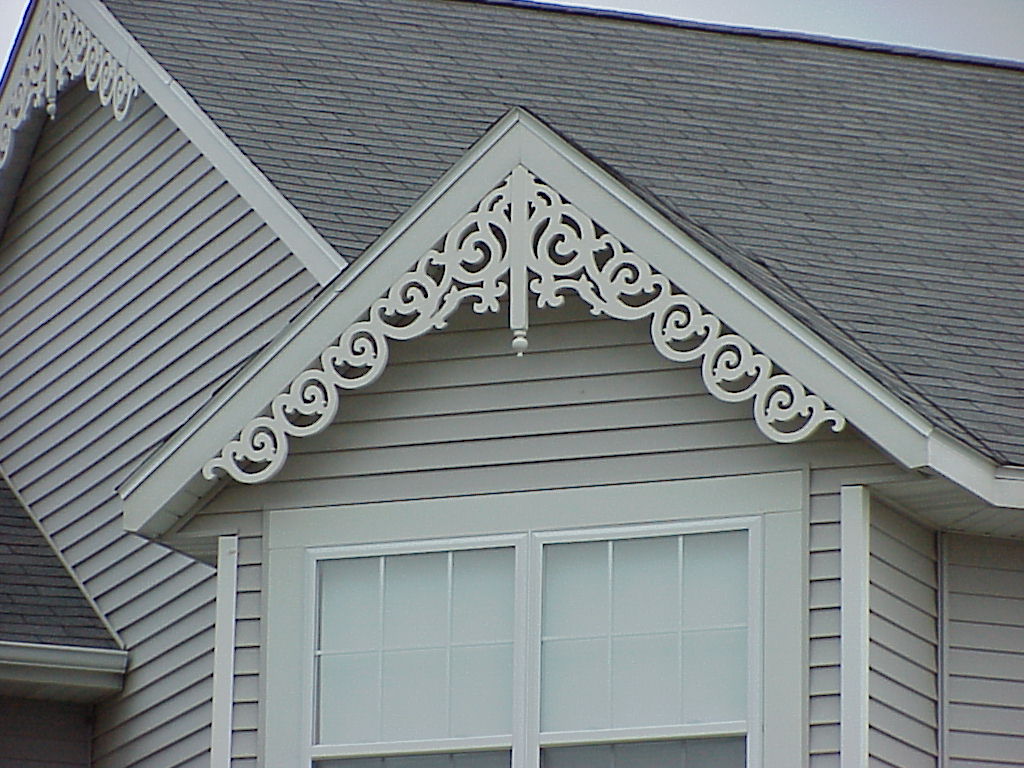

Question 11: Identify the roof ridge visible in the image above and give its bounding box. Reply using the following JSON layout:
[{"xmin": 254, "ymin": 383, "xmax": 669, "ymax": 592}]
[{"xmin": 467, "ymin": 0, "xmax": 1024, "ymax": 71}]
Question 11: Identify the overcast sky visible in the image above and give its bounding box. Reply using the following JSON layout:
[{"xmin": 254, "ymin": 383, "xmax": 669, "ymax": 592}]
[{"xmin": 2, "ymin": 0, "xmax": 1023, "ymax": 82}]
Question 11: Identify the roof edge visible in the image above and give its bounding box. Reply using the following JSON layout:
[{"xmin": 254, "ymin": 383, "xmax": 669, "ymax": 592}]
[
  {"xmin": 67, "ymin": 0, "xmax": 346, "ymax": 284},
  {"xmin": 474, "ymin": 0, "xmax": 1024, "ymax": 71},
  {"xmin": 0, "ymin": 462, "xmax": 124, "ymax": 651},
  {"xmin": 0, "ymin": 640, "xmax": 127, "ymax": 701},
  {"xmin": 120, "ymin": 106, "xmax": 1024, "ymax": 540}
]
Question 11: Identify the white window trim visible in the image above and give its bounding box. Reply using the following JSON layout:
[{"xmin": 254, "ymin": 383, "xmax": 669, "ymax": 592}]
[{"xmin": 263, "ymin": 471, "xmax": 807, "ymax": 768}]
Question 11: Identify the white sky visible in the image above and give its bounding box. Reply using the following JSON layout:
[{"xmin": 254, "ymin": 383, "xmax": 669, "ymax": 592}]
[{"xmin": 2, "ymin": 0, "xmax": 1023, "ymax": 81}]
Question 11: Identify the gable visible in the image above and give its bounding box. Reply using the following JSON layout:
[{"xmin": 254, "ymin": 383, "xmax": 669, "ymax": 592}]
[
  {"xmin": 120, "ymin": 108, "xmax": 1024, "ymax": 543},
  {"xmin": 103, "ymin": 0, "xmax": 1024, "ymax": 466}
]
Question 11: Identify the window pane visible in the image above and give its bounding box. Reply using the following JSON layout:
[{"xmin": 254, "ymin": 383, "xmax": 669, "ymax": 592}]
[
  {"xmin": 682, "ymin": 531, "xmax": 748, "ymax": 629},
  {"xmin": 541, "ymin": 738, "xmax": 745, "ymax": 768},
  {"xmin": 318, "ymin": 547, "xmax": 515, "ymax": 746},
  {"xmin": 317, "ymin": 751, "xmax": 511, "ymax": 768},
  {"xmin": 451, "ymin": 644, "xmax": 514, "ymax": 737},
  {"xmin": 611, "ymin": 633, "xmax": 680, "ymax": 727},
  {"xmin": 682, "ymin": 628, "xmax": 747, "ymax": 723},
  {"xmin": 612, "ymin": 536, "xmax": 678, "ymax": 634},
  {"xmin": 541, "ymin": 637, "xmax": 609, "ymax": 731},
  {"xmin": 382, "ymin": 649, "xmax": 447, "ymax": 740},
  {"xmin": 320, "ymin": 557, "xmax": 380, "ymax": 652},
  {"xmin": 541, "ymin": 531, "xmax": 747, "ymax": 735},
  {"xmin": 384, "ymin": 552, "xmax": 449, "ymax": 649},
  {"xmin": 452, "ymin": 548, "xmax": 514, "ymax": 644},
  {"xmin": 320, "ymin": 653, "xmax": 380, "ymax": 743},
  {"xmin": 543, "ymin": 541, "xmax": 608, "ymax": 638}
]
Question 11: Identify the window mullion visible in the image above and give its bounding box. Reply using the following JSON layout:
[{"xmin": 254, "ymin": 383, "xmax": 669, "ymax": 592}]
[
  {"xmin": 606, "ymin": 540, "xmax": 614, "ymax": 730},
  {"xmin": 519, "ymin": 534, "xmax": 541, "ymax": 768}
]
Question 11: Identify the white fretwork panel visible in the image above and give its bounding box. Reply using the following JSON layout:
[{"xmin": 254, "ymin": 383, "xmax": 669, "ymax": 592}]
[
  {"xmin": 205, "ymin": 166, "xmax": 845, "ymax": 483},
  {"xmin": 0, "ymin": 0, "xmax": 140, "ymax": 169}
]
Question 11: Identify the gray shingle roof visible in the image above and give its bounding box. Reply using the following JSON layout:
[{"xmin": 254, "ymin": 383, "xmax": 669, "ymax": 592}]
[
  {"xmin": 0, "ymin": 479, "xmax": 118, "ymax": 649},
  {"xmin": 102, "ymin": 0, "xmax": 1024, "ymax": 463}
]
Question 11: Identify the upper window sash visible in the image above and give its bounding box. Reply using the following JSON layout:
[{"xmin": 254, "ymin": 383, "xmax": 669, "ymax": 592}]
[{"xmin": 308, "ymin": 519, "xmax": 762, "ymax": 765}]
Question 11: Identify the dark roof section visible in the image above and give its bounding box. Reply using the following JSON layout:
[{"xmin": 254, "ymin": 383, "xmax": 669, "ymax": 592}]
[
  {"xmin": 102, "ymin": 0, "xmax": 1024, "ymax": 463},
  {"xmin": 0, "ymin": 479, "xmax": 118, "ymax": 649}
]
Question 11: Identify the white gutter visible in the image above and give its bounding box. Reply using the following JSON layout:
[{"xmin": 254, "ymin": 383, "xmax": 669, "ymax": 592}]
[{"xmin": 0, "ymin": 640, "xmax": 127, "ymax": 699}]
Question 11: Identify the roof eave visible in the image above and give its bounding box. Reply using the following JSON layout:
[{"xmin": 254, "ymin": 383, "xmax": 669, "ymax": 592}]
[{"xmin": 0, "ymin": 640, "xmax": 127, "ymax": 702}]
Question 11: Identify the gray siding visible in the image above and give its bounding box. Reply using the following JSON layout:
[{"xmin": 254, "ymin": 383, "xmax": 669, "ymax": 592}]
[
  {"xmin": 194, "ymin": 304, "xmax": 911, "ymax": 768},
  {"xmin": 945, "ymin": 534, "xmax": 1024, "ymax": 767},
  {"xmin": 0, "ymin": 697, "xmax": 92, "ymax": 768},
  {"xmin": 869, "ymin": 501, "xmax": 939, "ymax": 767},
  {"xmin": 0, "ymin": 81, "xmax": 319, "ymax": 767}
]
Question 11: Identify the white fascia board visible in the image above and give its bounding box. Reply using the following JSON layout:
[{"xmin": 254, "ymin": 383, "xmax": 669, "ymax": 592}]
[
  {"xmin": 927, "ymin": 431, "xmax": 1024, "ymax": 509},
  {"xmin": 0, "ymin": 640, "xmax": 127, "ymax": 699},
  {"xmin": 120, "ymin": 107, "xmax": 1024, "ymax": 539},
  {"xmin": 69, "ymin": 0, "xmax": 346, "ymax": 285}
]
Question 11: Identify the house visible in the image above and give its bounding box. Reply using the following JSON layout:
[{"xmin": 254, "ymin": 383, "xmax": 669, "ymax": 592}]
[{"xmin": 0, "ymin": 0, "xmax": 1022, "ymax": 766}]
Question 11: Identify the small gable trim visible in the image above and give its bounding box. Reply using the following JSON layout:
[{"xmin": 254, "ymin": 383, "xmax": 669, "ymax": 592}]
[
  {"xmin": 120, "ymin": 108, "xmax": 1024, "ymax": 539},
  {"xmin": 0, "ymin": 0, "xmax": 347, "ymax": 285}
]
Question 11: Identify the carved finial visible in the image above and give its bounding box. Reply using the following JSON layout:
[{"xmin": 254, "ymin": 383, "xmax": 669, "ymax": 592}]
[
  {"xmin": 46, "ymin": 98, "xmax": 56, "ymax": 118},
  {"xmin": 512, "ymin": 329, "xmax": 528, "ymax": 357}
]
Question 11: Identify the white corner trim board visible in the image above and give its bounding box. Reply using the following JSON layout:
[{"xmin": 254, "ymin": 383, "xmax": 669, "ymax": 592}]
[
  {"xmin": 0, "ymin": 0, "xmax": 139, "ymax": 169},
  {"xmin": 839, "ymin": 485, "xmax": 870, "ymax": 768},
  {"xmin": 203, "ymin": 166, "xmax": 846, "ymax": 484},
  {"xmin": 210, "ymin": 535, "xmax": 239, "ymax": 768}
]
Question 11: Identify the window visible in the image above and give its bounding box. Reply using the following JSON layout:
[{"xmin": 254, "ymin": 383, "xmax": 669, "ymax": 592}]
[{"xmin": 264, "ymin": 474, "xmax": 806, "ymax": 768}]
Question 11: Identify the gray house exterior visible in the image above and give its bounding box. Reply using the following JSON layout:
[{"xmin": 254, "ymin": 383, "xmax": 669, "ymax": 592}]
[{"xmin": 0, "ymin": 1, "xmax": 1022, "ymax": 767}]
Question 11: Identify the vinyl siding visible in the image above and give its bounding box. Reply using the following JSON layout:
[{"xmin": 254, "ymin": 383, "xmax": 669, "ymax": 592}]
[
  {"xmin": 193, "ymin": 303, "xmax": 911, "ymax": 768},
  {"xmin": 869, "ymin": 501, "xmax": 939, "ymax": 767},
  {"xmin": 0, "ymin": 81, "xmax": 320, "ymax": 768},
  {"xmin": 944, "ymin": 534, "xmax": 1024, "ymax": 767},
  {"xmin": 0, "ymin": 697, "xmax": 92, "ymax": 768}
]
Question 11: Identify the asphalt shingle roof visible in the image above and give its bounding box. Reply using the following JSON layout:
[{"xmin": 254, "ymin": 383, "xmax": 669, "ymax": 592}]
[
  {"xmin": 0, "ymin": 479, "xmax": 118, "ymax": 649},
  {"xmin": 102, "ymin": 0, "xmax": 1024, "ymax": 463}
]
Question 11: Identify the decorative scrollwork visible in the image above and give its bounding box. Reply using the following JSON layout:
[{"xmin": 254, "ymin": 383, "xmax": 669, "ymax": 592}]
[
  {"xmin": 203, "ymin": 175, "xmax": 514, "ymax": 483},
  {"xmin": 205, "ymin": 167, "xmax": 846, "ymax": 484},
  {"xmin": 0, "ymin": 0, "xmax": 140, "ymax": 170},
  {"xmin": 524, "ymin": 175, "xmax": 846, "ymax": 443}
]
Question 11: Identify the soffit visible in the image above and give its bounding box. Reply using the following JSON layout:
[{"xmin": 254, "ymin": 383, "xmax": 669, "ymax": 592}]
[{"xmin": 100, "ymin": 0, "xmax": 1024, "ymax": 466}]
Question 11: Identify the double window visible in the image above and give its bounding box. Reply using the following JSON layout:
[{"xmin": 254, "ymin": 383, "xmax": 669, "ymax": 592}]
[{"xmin": 264, "ymin": 474, "xmax": 805, "ymax": 768}]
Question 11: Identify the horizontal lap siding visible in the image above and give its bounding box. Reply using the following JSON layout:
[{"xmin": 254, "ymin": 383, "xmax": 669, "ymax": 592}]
[
  {"xmin": 945, "ymin": 534, "xmax": 1024, "ymax": 766},
  {"xmin": 869, "ymin": 501, "xmax": 938, "ymax": 767},
  {"xmin": 201, "ymin": 304, "xmax": 908, "ymax": 768},
  {"xmin": 0, "ymin": 82, "xmax": 319, "ymax": 768}
]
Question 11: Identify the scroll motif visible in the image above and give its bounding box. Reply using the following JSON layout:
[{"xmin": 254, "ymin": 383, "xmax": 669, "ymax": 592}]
[
  {"xmin": 0, "ymin": 0, "xmax": 140, "ymax": 169},
  {"xmin": 205, "ymin": 168, "xmax": 846, "ymax": 484},
  {"xmin": 525, "ymin": 177, "xmax": 845, "ymax": 443},
  {"xmin": 203, "ymin": 175, "xmax": 514, "ymax": 483}
]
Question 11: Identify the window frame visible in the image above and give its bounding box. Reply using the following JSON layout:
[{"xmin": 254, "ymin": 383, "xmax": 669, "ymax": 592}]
[{"xmin": 263, "ymin": 471, "xmax": 807, "ymax": 768}]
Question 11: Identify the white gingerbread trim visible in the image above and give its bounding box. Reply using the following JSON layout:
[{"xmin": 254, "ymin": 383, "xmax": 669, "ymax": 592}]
[
  {"xmin": 0, "ymin": 0, "xmax": 140, "ymax": 170},
  {"xmin": 203, "ymin": 166, "xmax": 845, "ymax": 484}
]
